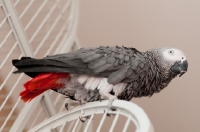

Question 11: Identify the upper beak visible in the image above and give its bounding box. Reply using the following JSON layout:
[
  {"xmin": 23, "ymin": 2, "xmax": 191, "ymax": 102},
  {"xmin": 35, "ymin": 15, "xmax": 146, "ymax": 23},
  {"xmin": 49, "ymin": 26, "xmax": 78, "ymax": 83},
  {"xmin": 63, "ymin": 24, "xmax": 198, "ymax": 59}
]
[
  {"xmin": 170, "ymin": 60, "xmax": 188, "ymax": 77},
  {"xmin": 179, "ymin": 60, "xmax": 188, "ymax": 77}
]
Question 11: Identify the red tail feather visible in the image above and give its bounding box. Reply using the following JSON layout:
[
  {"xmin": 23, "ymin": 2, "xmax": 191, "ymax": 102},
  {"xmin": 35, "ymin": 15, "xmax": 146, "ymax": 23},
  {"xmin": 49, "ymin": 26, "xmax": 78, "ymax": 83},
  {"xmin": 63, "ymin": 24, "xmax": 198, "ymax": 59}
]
[{"xmin": 20, "ymin": 73, "xmax": 69, "ymax": 102}]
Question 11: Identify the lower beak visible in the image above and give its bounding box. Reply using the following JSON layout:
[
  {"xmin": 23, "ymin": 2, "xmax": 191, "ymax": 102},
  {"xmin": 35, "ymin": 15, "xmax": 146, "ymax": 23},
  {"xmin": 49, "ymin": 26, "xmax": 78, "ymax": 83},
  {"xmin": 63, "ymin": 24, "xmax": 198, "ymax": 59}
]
[
  {"xmin": 171, "ymin": 60, "xmax": 188, "ymax": 77},
  {"xmin": 179, "ymin": 71, "xmax": 186, "ymax": 77}
]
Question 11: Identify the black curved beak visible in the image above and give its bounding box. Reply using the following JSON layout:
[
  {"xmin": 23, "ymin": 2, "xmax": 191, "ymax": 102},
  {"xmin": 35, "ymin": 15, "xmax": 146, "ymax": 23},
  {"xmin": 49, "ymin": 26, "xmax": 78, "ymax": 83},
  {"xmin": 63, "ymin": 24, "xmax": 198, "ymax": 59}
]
[{"xmin": 170, "ymin": 60, "xmax": 188, "ymax": 77}]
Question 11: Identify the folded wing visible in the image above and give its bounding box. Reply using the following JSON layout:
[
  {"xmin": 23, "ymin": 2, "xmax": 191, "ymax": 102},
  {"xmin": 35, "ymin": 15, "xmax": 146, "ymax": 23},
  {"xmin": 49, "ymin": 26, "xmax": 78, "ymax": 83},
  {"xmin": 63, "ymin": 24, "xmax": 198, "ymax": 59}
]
[{"xmin": 13, "ymin": 46, "xmax": 149, "ymax": 84}]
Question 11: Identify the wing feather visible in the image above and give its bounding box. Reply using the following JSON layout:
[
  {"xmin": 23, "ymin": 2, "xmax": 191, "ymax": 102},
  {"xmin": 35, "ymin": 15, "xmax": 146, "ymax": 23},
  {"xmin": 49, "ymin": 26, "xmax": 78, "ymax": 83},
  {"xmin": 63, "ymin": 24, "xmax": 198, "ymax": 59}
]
[{"xmin": 13, "ymin": 46, "xmax": 149, "ymax": 84}]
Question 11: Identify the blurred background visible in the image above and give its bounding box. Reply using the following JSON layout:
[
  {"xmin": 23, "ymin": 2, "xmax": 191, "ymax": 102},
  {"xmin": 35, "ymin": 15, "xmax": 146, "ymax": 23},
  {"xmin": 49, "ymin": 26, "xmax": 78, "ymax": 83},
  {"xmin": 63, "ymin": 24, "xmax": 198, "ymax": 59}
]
[
  {"xmin": 0, "ymin": 0, "xmax": 199, "ymax": 132},
  {"xmin": 78, "ymin": 0, "xmax": 200, "ymax": 132}
]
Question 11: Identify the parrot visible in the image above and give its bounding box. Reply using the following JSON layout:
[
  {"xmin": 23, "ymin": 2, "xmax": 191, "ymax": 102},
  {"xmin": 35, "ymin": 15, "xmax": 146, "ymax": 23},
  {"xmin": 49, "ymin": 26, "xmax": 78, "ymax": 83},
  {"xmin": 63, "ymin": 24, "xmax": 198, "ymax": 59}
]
[{"xmin": 12, "ymin": 46, "xmax": 188, "ymax": 110}]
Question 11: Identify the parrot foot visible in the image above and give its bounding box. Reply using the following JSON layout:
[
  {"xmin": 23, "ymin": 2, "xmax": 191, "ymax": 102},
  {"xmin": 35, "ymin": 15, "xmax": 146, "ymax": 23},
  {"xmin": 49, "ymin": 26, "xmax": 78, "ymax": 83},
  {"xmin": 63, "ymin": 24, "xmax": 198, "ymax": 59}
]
[
  {"xmin": 79, "ymin": 115, "xmax": 91, "ymax": 122},
  {"xmin": 65, "ymin": 100, "xmax": 80, "ymax": 110},
  {"xmin": 79, "ymin": 110, "xmax": 91, "ymax": 122},
  {"xmin": 107, "ymin": 96, "xmax": 117, "ymax": 111},
  {"xmin": 99, "ymin": 90, "xmax": 118, "ymax": 111}
]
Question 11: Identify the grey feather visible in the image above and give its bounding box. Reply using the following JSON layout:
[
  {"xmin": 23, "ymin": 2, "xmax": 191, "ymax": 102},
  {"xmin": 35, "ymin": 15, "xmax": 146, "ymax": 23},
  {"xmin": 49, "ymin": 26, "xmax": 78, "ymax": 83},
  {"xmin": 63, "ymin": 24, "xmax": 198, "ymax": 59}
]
[
  {"xmin": 131, "ymin": 59, "xmax": 139, "ymax": 70},
  {"xmin": 113, "ymin": 59, "xmax": 119, "ymax": 66},
  {"xmin": 81, "ymin": 54, "xmax": 104, "ymax": 63},
  {"xmin": 88, "ymin": 59, "xmax": 107, "ymax": 69},
  {"xmin": 106, "ymin": 56, "xmax": 116, "ymax": 64},
  {"xmin": 119, "ymin": 59, "xmax": 124, "ymax": 65},
  {"xmin": 124, "ymin": 56, "xmax": 129, "ymax": 61},
  {"xmin": 94, "ymin": 64, "xmax": 112, "ymax": 73},
  {"xmin": 108, "ymin": 66, "xmax": 130, "ymax": 84}
]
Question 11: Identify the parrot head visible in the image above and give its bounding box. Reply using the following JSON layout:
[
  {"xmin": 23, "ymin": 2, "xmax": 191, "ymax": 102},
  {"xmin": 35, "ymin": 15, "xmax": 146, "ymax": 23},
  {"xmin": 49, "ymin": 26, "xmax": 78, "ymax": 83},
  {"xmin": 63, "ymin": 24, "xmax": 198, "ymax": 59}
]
[
  {"xmin": 164, "ymin": 48, "xmax": 188, "ymax": 77},
  {"xmin": 149, "ymin": 47, "xmax": 188, "ymax": 77}
]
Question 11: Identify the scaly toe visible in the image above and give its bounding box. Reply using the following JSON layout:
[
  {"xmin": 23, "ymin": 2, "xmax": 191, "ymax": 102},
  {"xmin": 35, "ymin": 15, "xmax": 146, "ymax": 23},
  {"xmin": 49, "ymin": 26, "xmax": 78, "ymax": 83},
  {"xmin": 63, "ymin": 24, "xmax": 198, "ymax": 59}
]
[{"xmin": 107, "ymin": 96, "xmax": 118, "ymax": 108}]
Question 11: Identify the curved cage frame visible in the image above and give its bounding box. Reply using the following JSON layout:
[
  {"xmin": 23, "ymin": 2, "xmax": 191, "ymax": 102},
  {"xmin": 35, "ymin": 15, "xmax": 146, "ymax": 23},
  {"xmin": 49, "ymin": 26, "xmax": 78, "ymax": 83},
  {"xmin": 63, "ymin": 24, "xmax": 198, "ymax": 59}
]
[{"xmin": 29, "ymin": 100, "xmax": 154, "ymax": 132}]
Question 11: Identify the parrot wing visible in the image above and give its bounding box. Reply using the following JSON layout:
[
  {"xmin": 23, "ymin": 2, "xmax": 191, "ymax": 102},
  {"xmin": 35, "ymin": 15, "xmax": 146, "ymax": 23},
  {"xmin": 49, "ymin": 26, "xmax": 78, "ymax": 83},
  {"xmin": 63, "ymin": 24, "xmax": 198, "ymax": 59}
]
[{"xmin": 13, "ymin": 46, "xmax": 149, "ymax": 84}]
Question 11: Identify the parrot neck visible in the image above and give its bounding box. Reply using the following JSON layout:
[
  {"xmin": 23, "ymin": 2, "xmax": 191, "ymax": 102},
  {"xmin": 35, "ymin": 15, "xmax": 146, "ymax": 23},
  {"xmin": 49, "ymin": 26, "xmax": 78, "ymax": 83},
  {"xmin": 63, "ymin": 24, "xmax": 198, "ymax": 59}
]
[
  {"xmin": 118, "ymin": 54, "xmax": 175, "ymax": 99},
  {"xmin": 144, "ymin": 51, "xmax": 176, "ymax": 88},
  {"xmin": 145, "ymin": 49, "xmax": 173, "ymax": 72}
]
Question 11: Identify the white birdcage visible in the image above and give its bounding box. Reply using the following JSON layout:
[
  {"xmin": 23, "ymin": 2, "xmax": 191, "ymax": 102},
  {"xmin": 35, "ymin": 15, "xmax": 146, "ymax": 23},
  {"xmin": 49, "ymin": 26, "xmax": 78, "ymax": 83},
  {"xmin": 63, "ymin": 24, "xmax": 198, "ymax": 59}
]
[{"xmin": 0, "ymin": 0, "xmax": 154, "ymax": 132}]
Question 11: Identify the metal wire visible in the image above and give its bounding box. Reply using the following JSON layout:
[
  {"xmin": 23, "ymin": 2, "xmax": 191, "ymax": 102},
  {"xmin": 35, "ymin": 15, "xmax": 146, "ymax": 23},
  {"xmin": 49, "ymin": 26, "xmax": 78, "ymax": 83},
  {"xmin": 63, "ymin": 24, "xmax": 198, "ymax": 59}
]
[
  {"xmin": 14, "ymin": 0, "xmax": 20, "ymax": 6},
  {"xmin": 0, "ymin": 30, "xmax": 12, "ymax": 48},
  {"xmin": 0, "ymin": 73, "xmax": 23, "ymax": 111},
  {"xmin": 0, "ymin": 67, "xmax": 15, "ymax": 91},
  {"xmin": 53, "ymin": 94, "xmax": 63, "ymax": 106},
  {"xmin": 0, "ymin": 17, "xmax": 7, "ymax": 28},
  {"xmin": 0, "ymin": 54, "xmax": 22, "ymax": 91},
  {"xmin": 84, "ymin": 113, "xmax": 94, "ymax": 132},
  {"xmin": 109, "ymin": 111, "xmax": 119, "ymax": 132},
  {"xmin": 29, "ymin": 108, "xmax": 43, "ymax": 128},
  {"xmin": 24, "ymin": 0, "xmax": 48, "ymax": 30},
  {"xmin": 58, "ymin": 99, "xmax": 69, "ymax": 113},
  {"xmin": 19, "ymin": 0, "xmax": 34, "ymax": 19},
  {"xmin": 96, "ymin": 110, "xmax": 108, "ymax": 132},
  {"xmin": 0, "ymin": 42, "xmax": 18, "ymax": 69},
  {"xmin": 0, "ymin": 98, "xmax": 21, "ymax": 131},
  {"xmin": 44, "ymin": 18, "xmax": 69, "ymax": 56},
  {"xmin": 71, "ymin": 118, "xmax": 80, "ymax": 132},
  {"xmin": 67, "ymin": 120, "xmax": 75, "ymax": 132},
  {"xmin": 122, "ymin": 116, "xmax": 131, "ymax": 132},
  {"xmin": 29, "ymin": 0, "xmax": 66, "ymax": 43},
  {"xmin": 33, "ymin": 3, "xmax": 70, "ymax": 55},
  {"xmin": 59, "ymin": 121, "xmax": 67, "ymax": 132}
]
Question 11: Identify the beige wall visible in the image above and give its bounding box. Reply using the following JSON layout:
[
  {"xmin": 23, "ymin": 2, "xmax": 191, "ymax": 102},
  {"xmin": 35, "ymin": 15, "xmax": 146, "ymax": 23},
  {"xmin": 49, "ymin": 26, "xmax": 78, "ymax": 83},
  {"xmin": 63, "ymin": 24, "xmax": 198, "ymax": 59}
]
[{"xmin": 78, "ymin": 1, "xmax": 200, "ymax": 132}]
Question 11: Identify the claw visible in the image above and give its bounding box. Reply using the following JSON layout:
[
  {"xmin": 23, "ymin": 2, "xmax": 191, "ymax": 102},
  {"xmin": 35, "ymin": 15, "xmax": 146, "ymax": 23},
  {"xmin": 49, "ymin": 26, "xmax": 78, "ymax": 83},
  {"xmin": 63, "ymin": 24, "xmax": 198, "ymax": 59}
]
[
  {"xmin": 104, "ymin": 110, "xmax": 116, "ymax": 117},
  {"xmin": 106, "ymin": 113, "xmax": 112, "ymax": 117},
  {"xmin": 79, "ymin": 115, "xmax": 91, "ymax": 122},
  {"xmin": 65, "ymin": 103, "xmax": 68, "ymax": 110},
  {"xmin": 79, "ymin": 116, "xmax": 86, "ymax": 122},
  {"xmin": 110, "ymin": 106, "xmax": 116, "ymax": 111}
]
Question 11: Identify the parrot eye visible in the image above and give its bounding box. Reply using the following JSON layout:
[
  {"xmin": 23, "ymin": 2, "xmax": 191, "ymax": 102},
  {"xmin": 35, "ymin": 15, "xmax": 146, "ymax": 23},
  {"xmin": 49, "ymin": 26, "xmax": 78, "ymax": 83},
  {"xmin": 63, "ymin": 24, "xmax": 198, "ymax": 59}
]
[{"xmin": 168, "ymin": 50, "xmax": 174, "ymax": 55}]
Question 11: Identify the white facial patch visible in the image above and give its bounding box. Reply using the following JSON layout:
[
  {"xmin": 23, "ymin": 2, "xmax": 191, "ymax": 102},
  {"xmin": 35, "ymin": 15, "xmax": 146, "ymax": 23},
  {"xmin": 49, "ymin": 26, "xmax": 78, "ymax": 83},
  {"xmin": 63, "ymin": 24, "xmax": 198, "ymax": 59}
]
[{"xmin": 162, "ymin": 48, "xmax": 187, "ymax": 62}]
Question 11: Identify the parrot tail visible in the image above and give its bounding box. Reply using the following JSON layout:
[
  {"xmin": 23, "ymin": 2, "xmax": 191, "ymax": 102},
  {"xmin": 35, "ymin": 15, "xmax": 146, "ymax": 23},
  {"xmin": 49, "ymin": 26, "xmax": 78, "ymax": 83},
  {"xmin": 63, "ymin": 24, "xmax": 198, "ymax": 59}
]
[{"xmin": 20, "ymin": 73, "xmax": 69, "ymax": 102}]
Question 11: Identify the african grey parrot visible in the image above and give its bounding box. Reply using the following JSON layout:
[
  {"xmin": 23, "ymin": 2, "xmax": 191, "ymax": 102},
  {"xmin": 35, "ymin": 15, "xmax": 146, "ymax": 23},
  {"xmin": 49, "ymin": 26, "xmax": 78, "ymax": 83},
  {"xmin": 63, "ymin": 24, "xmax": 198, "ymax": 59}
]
[{"xmin": 12, "ymin": 46, "xmax": 188, "ymax": 110}]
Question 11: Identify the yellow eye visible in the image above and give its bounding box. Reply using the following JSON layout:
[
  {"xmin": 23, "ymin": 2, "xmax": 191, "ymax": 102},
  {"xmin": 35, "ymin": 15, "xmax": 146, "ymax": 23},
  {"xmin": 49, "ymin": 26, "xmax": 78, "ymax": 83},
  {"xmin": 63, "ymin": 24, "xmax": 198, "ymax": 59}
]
[{"xmin": 168, "ymin": 50, "xmax": 174, "ymax": 55}]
